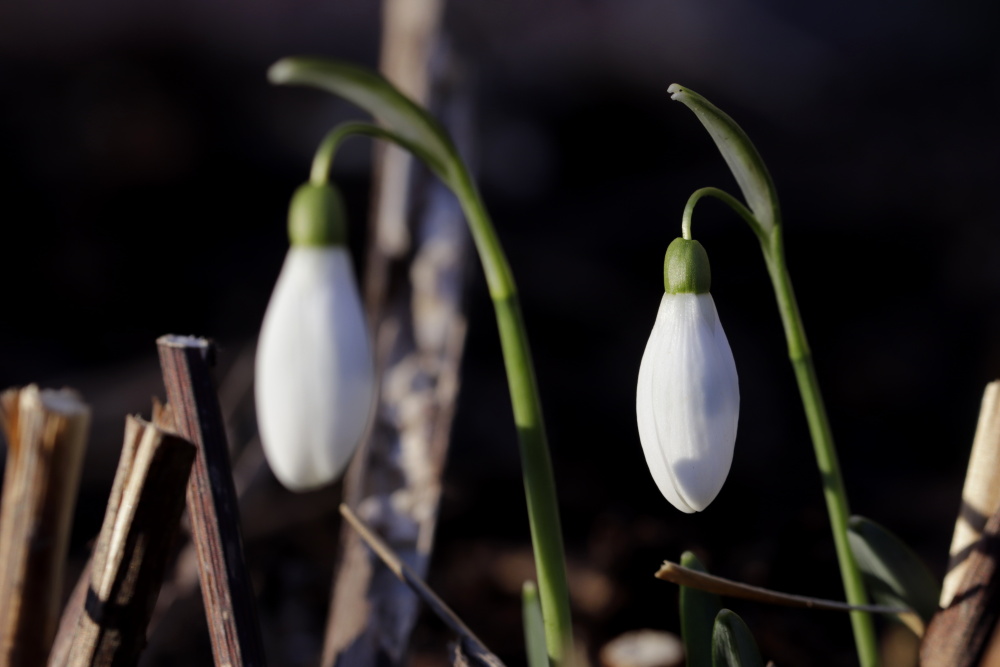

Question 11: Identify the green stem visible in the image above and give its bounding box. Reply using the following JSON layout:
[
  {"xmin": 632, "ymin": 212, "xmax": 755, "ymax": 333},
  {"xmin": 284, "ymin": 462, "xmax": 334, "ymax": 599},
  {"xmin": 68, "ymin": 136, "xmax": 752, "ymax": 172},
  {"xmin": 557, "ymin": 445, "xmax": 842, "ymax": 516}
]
[
  {"xmin": 683, "ymin": 187, "xmax": 766, "ymax": 244},
  {"xmin": 310, "ymin": 122, "xmax": 447, "ymax": 185},
  {"xmin": 450, "ymin": 164, "xmax": 573, "ymax": 665},
  {"xmin": 762, "ymin": 234, "xmax": 879, "ymax": 667},
  {"xmin": 686, "ymin": 190, "xmax": 879, "ymax": 666},
  {"xmin": 313, "ymin": 119, "xmax": 573, "ymax": 666}
]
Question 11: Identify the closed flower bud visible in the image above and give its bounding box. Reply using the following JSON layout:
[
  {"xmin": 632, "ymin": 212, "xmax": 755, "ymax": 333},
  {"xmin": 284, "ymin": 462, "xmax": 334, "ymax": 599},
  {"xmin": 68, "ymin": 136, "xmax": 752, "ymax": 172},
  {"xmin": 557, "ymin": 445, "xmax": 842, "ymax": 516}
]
[
  {"xmin": 636, "ymin": 238, "xmax": 739, "ymax": 512},
  {"xmin": 255, "ymin": 182, "xmax": 375, "ymax": 491}
]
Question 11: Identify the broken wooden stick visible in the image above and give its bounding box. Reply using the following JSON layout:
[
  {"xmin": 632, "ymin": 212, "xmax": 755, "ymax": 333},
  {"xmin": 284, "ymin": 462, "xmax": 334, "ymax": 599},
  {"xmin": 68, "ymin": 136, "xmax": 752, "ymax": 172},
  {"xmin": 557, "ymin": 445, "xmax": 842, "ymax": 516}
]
[
  {"xmin": 920, "ymin": 381, "xmax": 1000, "ymax": 666},
  {"xmin": 920, "ymin": 503, "xmax": 1000, "ymax": 666},
  {"xmin": 940, "ymin": 380, "xmax": 1000, "ymax": 607},
  {"xmin": 0, "ymin": 386, "xmax": 90, "ymax": 667},
  {"xmin": 157, "ymin": 335, "xmax": 267, "ymax": 667},
  {"xmin": 55, "ymin": 416, "xmax": 195, "ymax": 667}
]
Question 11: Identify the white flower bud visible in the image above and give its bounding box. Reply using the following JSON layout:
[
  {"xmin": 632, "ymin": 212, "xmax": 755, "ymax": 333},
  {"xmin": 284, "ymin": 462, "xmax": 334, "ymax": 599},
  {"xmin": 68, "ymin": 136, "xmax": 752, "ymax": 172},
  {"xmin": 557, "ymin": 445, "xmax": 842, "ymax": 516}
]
[
  {"xmin": 636, "ymin": 292, "xmax": 739, "ymax": 512},
  {"xmin": 255, "ymin": 246, "xmax": 375, "ymax": 491}
]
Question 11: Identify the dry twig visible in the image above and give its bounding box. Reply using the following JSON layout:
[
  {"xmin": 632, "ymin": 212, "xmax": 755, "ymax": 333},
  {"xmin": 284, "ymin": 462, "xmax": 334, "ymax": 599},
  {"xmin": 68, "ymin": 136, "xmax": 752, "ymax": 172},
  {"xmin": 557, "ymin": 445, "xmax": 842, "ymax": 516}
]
[
  {"xmin": 655, "ymin": 560, "xmax": 907, "ymax": 615},
  {"xmin": 339, "ymin": 504, "xmax": 505, "ymax": 667}
]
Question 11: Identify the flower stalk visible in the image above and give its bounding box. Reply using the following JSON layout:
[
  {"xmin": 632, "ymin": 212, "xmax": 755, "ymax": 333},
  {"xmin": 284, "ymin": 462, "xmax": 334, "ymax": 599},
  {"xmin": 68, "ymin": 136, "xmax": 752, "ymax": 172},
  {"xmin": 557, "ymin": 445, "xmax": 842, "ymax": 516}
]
[
  {"xmin": 450, "ymin": 166, "xmax": 573, "ymax": 665},
  {"xmin": 672, "ymin": 86, "xmax": 879, "ymax": 666},
  {"xmin": 762, "ymin": 246, "xmax": 879, "ymax": 666},
  {"xmin": 268, "ymin": 58, "xmax": 573, "ymax": 666}
]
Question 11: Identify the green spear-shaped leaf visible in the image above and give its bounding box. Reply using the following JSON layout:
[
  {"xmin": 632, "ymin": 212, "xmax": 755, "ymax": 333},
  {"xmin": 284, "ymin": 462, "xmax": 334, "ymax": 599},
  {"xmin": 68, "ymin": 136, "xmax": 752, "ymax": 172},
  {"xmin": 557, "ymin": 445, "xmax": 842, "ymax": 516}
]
[
  {"xmin": 712, "ymin": 609, "xmax": 765, "ymax": 667},
  {"xmin": 668, "ymin": 84, "xmax": 780, "ymax": 235}
]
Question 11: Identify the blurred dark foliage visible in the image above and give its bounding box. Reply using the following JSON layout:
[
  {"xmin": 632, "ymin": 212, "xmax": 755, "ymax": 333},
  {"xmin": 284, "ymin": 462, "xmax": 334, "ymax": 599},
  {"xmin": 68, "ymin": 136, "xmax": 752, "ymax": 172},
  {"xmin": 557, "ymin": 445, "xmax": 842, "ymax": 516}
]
[{"xmin": 2, "ymin": 1, "xmax": 1000, "ymax": 665}]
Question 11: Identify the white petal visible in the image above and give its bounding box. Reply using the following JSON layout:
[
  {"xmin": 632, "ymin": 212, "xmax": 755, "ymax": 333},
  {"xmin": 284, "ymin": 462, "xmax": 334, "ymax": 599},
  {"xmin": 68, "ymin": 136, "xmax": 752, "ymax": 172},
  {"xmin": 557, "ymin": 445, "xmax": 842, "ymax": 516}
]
[
  {"xmin": 255, "ymin": 246, "xmax": 375, "ymax": 491},
  {"xmin": 637, "ymin": 293, "xmax": 739, "ymax": 512}
]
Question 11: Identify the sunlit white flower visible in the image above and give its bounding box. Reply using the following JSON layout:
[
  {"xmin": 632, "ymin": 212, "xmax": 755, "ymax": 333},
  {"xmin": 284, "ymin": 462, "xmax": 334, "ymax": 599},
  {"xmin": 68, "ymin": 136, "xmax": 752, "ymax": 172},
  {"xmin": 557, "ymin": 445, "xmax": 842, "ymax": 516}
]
[
  {"xmin": 636, "ymin": 238, "xmax": 739, "ymax": 513},
  {"xmin": 255, "ymin": 245, "xmax": 375, "ymax": 491}
]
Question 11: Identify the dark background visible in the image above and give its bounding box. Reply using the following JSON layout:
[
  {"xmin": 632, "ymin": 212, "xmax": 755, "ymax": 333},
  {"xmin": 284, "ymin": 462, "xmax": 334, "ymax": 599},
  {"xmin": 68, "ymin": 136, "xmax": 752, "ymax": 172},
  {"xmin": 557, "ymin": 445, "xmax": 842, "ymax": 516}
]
[{"xmin": 2, "ymin": 1, "xmax": 999, "ymax": 665}]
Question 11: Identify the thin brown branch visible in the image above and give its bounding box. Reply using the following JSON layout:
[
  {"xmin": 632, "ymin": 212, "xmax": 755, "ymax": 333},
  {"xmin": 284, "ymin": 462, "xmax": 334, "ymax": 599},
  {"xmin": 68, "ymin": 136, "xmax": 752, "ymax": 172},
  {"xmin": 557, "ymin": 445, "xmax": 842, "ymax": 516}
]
[
  {"xmin": 157, "ymin": 335, "xmax": 266, "ymax": 667},
  {"xmin": 59, "ymin": 416, "xmax": 195, "ymax": 667},
  {"xmin": 654, "ymin": 560, "xmax": 908, "ymax": 615},
  {"xmin": 339, "ymin": 504, "xmax": 505, "ymax": 667},
  {"xmin": 0, "ymin": 386, "xmax": 90, "ymax": 667}
]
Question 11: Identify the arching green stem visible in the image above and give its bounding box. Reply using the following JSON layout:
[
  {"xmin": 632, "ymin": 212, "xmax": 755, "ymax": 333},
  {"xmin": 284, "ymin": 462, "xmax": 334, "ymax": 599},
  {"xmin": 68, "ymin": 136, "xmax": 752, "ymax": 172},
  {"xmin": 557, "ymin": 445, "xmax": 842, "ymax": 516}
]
[
  {"xmin": 686, "ymin": 189, "xmax": 879, "ymax": 667},
  {"xmin": 310, "ymin": 122, "xmax": 445, "ymax": 185},
  {"xmin": 682, "ymin": 187, "xmax": 766, "ymax": 244},
  {"xmin": 307, "ymin": 117, "xmax": 572, "ymax": 665}
]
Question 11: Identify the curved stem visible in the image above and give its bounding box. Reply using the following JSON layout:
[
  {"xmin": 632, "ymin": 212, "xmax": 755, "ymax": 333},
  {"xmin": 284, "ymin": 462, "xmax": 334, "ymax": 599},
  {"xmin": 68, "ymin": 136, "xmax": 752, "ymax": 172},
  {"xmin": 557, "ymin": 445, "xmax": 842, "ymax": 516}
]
[
  {"xmin": 762, "ymin": 232, "xmax": 880, "ymax": 667},
  {"xmin": 321, "ymin": 124, "xmax": 573, "ymax": 664},
  {"xmin": 449, "ymin": 163, "xmax": 573, "ymax": 666},
  {"xmin": 682, "ymin": 187, "xmax": 766, "ymax": 243},
  {"xmin": 310, "ymin": 122, "xmax": 446, "ymax": 185},
  {"xmin": 686, "ymin": 190, "xmax": 880, "ymax": 665},
  {"xmin": 277, "ymin": 59, "xmax": 573, "ymax": 665}
]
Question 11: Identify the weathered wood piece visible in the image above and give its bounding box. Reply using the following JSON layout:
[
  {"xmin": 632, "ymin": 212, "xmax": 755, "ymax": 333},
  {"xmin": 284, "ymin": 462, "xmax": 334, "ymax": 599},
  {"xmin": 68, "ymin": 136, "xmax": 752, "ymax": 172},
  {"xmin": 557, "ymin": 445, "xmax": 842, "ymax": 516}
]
[
  {"xmin": 941, "ymin": 380, "xmax": 1000, "ymax": 607},
  {"xmin": 321, "ymin": 2, "xmax": 475, "ymax": 664},
  {"xmin": 0, "ymin": 386, "xmax": 90, "ymax": 667},
  {"xmin": 921, "ymin": 381, "xmax": 1000, "ymax": 666},
  {"xmin": 157, "ymin": 335, "xmax": 266, "ymax": 667},
  {"xmin": 58, "ymin": 416, "xmax": 195, "ymax": 667},
  {"xmin": 921, "ymin": 504, "xmax": 1000, "ymax": 666},
  {"xmin": 49, "ymin": 559, "xmax": 93, "ymax": 667}
]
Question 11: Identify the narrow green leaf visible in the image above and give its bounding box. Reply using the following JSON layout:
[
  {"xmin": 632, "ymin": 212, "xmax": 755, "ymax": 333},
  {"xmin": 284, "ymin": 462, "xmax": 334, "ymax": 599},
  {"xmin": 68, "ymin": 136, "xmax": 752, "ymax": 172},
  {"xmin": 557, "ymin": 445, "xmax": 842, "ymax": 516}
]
[
  {"xmin": 848, "ymin": 515, "xmax": 941, "ymax": 625},
  {"xmin": 712, "ymin": 609, "xmax": 765, "ymax": 667},
  {"xmin": 269, "ymin": 57, "xmax": 457, "ymax": 180},
  {"xmin": 522, "ymin": 581, "xmax": 549, "ymax": 667},
  {"xmin": 680, "ymin": 551, "xmax": 723, "ymax": 667},
  {"xmin": 668, "ymin": 84, "xmax": 780, "ymax": 234}
]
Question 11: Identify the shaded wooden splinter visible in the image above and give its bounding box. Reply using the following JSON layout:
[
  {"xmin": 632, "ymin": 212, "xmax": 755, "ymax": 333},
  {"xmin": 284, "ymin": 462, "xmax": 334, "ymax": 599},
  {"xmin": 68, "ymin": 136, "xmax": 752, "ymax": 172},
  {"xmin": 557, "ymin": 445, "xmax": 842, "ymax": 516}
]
[
  {"xmin": 157, "ymin": 335, "xmax": 266, "ymax": 667},
  {"xmin": 920, "ymin": 381, "xmax": 1000, "ymax": 667},
  {"xmin": 55, "ymin": 415, "xmax": 195, "ymax": 667},
  {"xmin": 940, "ymin": 380, "xmax": 1000, "ymax": 607}
]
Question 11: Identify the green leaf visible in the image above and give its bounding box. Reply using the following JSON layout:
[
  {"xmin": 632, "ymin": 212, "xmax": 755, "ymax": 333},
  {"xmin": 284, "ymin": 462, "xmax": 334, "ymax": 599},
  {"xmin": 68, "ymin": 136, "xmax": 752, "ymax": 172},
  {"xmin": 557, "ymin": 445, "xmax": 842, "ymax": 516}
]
[
  {"xmin": 848, "ymin": 515, "xmax": 941, "ymax": 625},
  {"xmin": 269, "ymin": 57, "xmax": 456, "ymax": 181},
  {"xmin": 522, "ymin": 581, "xmax": 549, "ymax": 667},
  {"xmin": 680, "ymin": 551, "xmax": 723, "ymax": 667},
  {"xmin": 668, "ymin": 84, "xmax": 780, "ymax": 234},
  {"xmin": 711, "ymin": 609, "xmax": 765, "ymax": 667}
]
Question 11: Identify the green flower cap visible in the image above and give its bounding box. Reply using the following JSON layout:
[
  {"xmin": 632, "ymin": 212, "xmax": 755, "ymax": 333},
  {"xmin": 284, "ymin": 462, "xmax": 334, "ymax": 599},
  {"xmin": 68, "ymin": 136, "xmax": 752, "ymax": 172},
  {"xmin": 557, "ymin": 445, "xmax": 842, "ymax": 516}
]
[
  {"xmin": 664, "ymin": 237, "xmax": 711, "ymax": 294},
  {"xmin": 288, "ymin": 182, "xmax": 347, "ymax": 247}
]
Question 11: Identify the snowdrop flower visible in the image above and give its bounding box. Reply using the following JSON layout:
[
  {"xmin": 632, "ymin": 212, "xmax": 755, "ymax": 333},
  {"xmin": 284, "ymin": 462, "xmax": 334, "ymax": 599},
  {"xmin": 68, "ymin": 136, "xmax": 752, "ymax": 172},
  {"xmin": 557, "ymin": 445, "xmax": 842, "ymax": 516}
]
[
  {"xmin": 636, "ymin": 237, "xmax": 739, "ymax": 513},
  {"xmin": 255, "ymin": 182, "xmax": 375, "ymax": 491}
]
